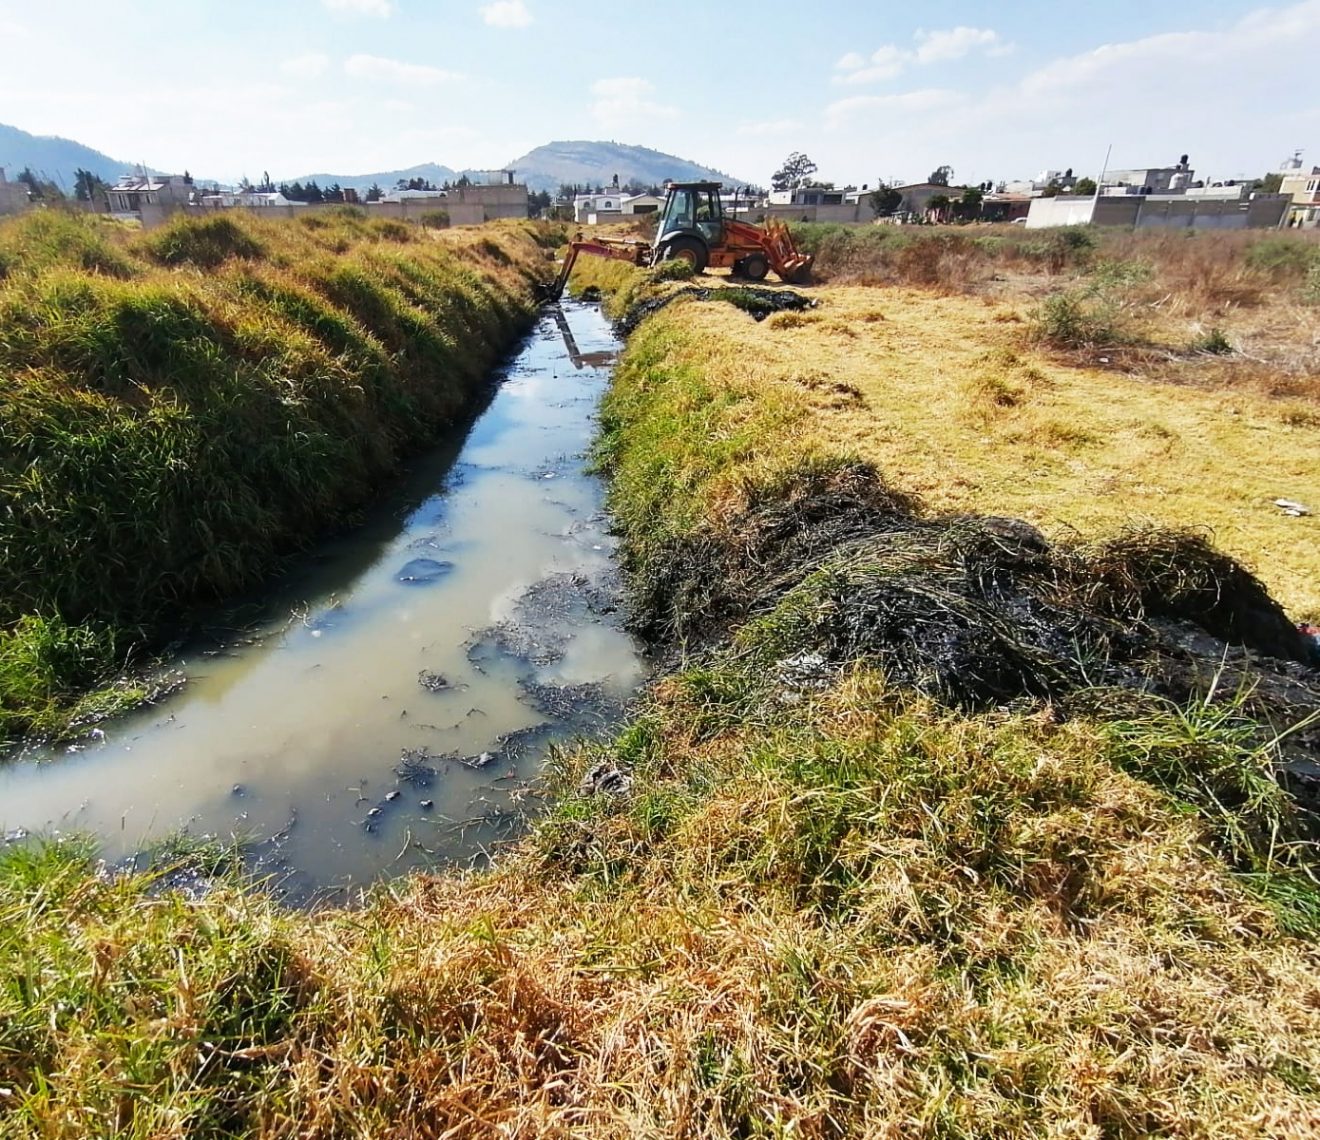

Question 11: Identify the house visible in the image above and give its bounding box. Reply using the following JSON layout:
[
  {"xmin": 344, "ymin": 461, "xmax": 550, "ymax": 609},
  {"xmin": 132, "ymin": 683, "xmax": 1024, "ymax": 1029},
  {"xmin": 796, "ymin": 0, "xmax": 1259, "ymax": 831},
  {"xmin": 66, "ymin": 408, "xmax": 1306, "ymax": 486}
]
[
  {"xmin": 893, "ymin": 183, "xmax": 956, "ymax": 219},
  {"xmin": 0, "ymin": 168, "xmax": 30, "ymax": 217},
  {"xmin": 1102, "ymin": 155, "xmax": 1194, "ymax": 195},
  {"xmin": 442, "ymin": 178, "xmax": 529, "ymax": 220},
  {"xmin": 1279, "ymin": 162, "xmax": 1320, "ymax": 229},
  {"xmin": 980, "ymin": 193, "xmax": 1033, "ymax": 223},
  {"xmin": 768, "ymin": 187, "xmax": 847, "ymax": 207},
  {"xmin": 106, "ymin": 172, "xmax": 193, "ymax": 219},
  {"xmin": 620, "ymin": 193, "xmax": 663, "ymax": 215},
  {"xmin": 199, "ymin": 189, "xmax": 292, "ymax": 208},
  {"xmin": 573, "ymin": 193, "xmax": 623, "ymax": 224},
  {"xmin": 382, "ymin": 188, "xmax": 449, "ymax": 203}
]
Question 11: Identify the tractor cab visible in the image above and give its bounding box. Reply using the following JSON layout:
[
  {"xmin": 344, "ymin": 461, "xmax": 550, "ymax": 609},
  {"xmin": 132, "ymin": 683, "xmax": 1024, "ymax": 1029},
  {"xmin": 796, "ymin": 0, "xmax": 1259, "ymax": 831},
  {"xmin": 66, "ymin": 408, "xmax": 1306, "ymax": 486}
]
[{"xmin": 654, "ymin": 182, "xmax": 725, "ymax": 267}]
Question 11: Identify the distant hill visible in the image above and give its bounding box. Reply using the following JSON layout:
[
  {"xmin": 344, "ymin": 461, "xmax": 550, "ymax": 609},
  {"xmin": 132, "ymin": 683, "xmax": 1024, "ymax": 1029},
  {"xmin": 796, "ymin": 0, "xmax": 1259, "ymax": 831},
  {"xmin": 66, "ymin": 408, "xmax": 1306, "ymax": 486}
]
[
  {"xmin": 288, "ymin": 143, "xmax": 749, "ymax": 197},
  {"xmin": 508, "ymin": 141, "xmax": 747, "ymax": 193},
  {"xmin": 282, "ymin": 162, "xmax": 460, "ymax": 194},
  {"xmin": 0, "ymin": 122, "xmax": 133, "ymax": 188}
]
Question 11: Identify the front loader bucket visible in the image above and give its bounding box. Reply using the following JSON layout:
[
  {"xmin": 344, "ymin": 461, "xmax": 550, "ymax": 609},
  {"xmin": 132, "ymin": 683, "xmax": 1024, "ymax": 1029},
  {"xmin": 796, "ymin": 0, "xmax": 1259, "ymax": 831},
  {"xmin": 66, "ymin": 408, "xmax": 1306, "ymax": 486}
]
[
  {"xmin": 778, "ymin": 252, "xmax": 814, "ymax": 285},
  {"xmin": 761, "ymin": 218, "xmax": 814, "ymax": 285}
]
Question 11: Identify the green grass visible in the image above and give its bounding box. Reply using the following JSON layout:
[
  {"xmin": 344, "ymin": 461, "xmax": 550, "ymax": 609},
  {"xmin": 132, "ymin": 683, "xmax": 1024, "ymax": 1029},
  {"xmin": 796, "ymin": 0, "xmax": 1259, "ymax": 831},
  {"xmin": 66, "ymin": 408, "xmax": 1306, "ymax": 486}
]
[{"xmin": 0, "ymin": 209, "xmax": 548, "ymax": 741}]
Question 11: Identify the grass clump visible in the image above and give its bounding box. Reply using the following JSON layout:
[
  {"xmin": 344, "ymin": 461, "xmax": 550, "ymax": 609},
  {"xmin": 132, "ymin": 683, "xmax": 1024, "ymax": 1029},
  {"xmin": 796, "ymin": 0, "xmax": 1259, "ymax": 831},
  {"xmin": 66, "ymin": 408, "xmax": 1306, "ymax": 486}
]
[
  {"xmin": 0, "ymin": 210, "xmax": 134, "ymax": 278},
  {"xmin": 649, "ymin": 257, "xmax": 695, "ymax": 282},
  {"xmin": 139, "ymin": 212, "xmax": 268, "ymax": 267},
  {"xmin": 0, "ymin": 211, "xmax": 545, "ymax": 739},
  {"xmin": 1031, "ymin": 289, "xmax": 1129, "ymax": 348}
]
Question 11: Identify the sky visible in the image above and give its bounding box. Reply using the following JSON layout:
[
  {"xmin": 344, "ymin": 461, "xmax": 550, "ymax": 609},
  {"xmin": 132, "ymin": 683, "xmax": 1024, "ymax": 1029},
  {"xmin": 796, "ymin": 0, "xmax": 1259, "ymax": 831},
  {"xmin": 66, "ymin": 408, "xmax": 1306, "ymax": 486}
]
[{"xmin": 1, "ymin": 0, "xmax": 1318, "ymax": 187}]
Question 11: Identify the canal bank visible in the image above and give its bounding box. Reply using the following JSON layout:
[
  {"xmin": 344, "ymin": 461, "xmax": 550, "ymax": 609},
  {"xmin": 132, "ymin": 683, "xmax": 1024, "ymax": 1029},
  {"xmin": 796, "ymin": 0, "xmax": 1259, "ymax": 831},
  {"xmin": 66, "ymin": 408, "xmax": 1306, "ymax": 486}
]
[{"xmin": 1, "ymin": 302, "xmax": 644, "ymax": 900}]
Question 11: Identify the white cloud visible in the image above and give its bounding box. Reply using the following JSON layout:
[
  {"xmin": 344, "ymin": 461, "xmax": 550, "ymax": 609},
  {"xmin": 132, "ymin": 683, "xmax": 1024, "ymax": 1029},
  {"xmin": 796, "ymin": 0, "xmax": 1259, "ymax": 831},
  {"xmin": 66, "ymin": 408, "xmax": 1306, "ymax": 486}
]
[
  {"xmin": 826, "ymin": 88, "xmax": 964, "ymax": 129},
  {"xmin": 344, "ymin": 54, "xmax": 461, "ymax": 85},
  {"xmin": 323, "ymin": 0, "xmax": 394, "ymax": 15},
  {"xmin": 1014, "ymin": 0, "xmax": 1320, "ymax": 110},
  {"xmin": 480, "ymin": 0, "xmax": 532, "ymax": 28},
  {"xmin": 589, "ymin": 77, "xmax": 677, "ymax": 128},
  {"xmin": 834, "ymin": 45, "xmax": 909, "ymax": 83},
  {"xmin": 738, "ymin": 118, "xmax": 802, "ymax": 137},
  {"xmin": 834, "ymin": 26, "xmax": 1011, "ymax": 84},
  {"xmin": 280, "ymin": 53, "xmax": 331, "ymax": 79},
  {"xmin": 914, "ymin": 26, "xmax": 1010, "ymax": 63}
]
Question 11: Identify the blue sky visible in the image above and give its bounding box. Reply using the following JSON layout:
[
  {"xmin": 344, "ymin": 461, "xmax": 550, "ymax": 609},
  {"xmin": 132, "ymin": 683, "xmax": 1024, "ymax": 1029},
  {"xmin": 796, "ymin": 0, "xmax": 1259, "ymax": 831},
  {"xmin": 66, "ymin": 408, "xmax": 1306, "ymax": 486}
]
[{"xmin": 1, "ymin": 0, "xmax": 1317, "ymax": 186}]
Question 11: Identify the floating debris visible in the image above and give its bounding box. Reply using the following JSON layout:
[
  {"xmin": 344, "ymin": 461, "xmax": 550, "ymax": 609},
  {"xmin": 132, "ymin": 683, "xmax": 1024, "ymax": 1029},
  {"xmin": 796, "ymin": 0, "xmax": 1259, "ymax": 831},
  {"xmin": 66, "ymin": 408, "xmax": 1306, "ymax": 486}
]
[
  {"xmin": 418, "ymin": 670, "xmax": 450, "ymax": 693},
  {"xmin": 395, "ymin": 750, "xmax": 438, "ymax": 788},
  {"xmin": 396, "ymin": 558, "xmax": 456, "ymax": 585}
]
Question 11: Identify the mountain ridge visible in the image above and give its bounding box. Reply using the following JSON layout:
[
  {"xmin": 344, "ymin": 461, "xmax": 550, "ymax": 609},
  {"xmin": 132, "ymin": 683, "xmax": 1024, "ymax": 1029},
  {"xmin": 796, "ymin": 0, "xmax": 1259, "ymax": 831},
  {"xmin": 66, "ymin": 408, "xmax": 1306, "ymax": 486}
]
[
  {"xmin": 0, "ymin": 122, "xmax": 753, "ymax": 199},
  {"xmin": 0, "ymin": 123, "xmax": 133, "ymax": 187}
]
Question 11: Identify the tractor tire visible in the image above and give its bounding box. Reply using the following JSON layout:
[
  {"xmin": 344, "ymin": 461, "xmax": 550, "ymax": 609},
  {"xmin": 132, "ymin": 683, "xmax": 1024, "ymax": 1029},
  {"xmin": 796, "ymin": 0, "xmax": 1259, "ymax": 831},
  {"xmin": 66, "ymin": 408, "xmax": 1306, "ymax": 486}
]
[
  {"xmin": 741, "ymin": 253, "xmax": 770, "ymax": 282},
  {"xmin": 662, "ymin": 236, "xmax": 708, "ymax": 274}
]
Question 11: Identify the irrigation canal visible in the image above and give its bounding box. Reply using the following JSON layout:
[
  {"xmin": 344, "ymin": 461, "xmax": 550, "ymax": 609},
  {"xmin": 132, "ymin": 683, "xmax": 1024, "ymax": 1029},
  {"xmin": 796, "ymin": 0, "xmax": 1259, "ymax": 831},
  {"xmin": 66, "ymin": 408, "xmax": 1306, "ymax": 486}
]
[{"xmin": 0, "ymin": 301, "xmax": 646, "ymax": 902}]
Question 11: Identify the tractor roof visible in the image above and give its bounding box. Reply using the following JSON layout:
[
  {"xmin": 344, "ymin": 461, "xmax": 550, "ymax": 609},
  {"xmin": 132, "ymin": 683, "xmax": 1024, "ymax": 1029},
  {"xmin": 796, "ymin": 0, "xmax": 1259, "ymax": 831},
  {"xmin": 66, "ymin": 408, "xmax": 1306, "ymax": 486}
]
[{"xmin": 665, "ymin": 180, "xmax": 723, "ymax": 191}]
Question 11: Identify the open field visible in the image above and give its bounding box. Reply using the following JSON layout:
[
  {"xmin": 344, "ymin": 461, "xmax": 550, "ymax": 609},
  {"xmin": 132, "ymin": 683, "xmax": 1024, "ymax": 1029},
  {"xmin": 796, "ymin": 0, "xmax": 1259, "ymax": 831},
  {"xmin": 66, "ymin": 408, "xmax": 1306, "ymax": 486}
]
[
  {"xmin": 2, "ymin": 225, "xmax": 1320, "ymax": 1137},
  {"xmin": 0, "ymin": 209, "xmax": 555, "ymax": 740}
]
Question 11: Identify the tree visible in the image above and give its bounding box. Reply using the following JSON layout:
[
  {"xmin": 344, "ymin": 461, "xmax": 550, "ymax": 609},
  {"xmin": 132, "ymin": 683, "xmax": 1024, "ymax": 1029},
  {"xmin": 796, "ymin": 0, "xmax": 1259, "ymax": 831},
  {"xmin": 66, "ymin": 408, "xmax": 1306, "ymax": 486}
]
[
  {"xmin": 771, "ymin": 152, "xmax": 818, "ymax": 193},
  {"xmin": 73, "ymin": 168, "xmax": 108, "ymax": 202},
  {"xmin": 957, "ymin": 186, "xmax": 984, "ymax": 219},
  {"xmin": 928, "ymin": 164, "xmax": 954, "ymax": 187},
  {"xmin": 1256, "ymin": 172, "xmax": 1284, "ymax": 194},
  {"xmin": 868, "ymin": 182, "xmax": 902, "ymax": 218},
  {"xmin": 366, "ymin": 182, "xmax": 383, "ymax": 202},
  {"xmin": 16, "ymin": 167, "xmax": 63, "ymax": 201},
  {"xmin": 927, "ymin": 193, "xmax": 951, "ymax": 220},
  {"xmin": 304, "ymin": 180, "xmax": 324, "ymax": 204},
  {"xmin": 1040, "ymin": 179, "xmax": 1063, "ymax": 198},
  {"xmin": 1073, "ymin": 177, "xmax": 1097, "ymax": 196}
]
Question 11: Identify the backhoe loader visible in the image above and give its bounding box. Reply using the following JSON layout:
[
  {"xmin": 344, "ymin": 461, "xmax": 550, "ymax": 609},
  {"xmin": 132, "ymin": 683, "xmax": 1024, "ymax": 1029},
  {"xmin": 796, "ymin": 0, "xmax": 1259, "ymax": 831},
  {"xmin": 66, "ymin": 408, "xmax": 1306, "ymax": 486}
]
[{"xmin": 540, "ymin": 181, "xmax": 813, "ymax": 301}]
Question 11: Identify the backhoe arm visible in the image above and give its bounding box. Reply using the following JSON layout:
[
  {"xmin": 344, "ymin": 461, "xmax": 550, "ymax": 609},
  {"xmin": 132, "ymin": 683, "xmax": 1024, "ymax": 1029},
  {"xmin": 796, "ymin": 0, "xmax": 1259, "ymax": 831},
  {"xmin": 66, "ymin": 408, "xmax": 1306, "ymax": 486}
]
[{"xmin": 538, "ymin": 237, "xmax": 649, "ymax": 302}]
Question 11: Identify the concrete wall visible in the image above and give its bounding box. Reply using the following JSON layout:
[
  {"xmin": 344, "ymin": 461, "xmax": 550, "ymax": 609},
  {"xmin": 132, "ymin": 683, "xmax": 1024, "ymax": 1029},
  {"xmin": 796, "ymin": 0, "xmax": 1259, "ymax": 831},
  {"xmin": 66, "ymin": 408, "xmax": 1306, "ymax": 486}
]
[
  {"xmin": 1135, "ymin": 195, "xmax": 1288, "ymax": 230},
  {"xmin": 440, "ymin": 182, "xmax": 528, "ymax": 219},
  {"xmin": 748, "ymin": 202, "xmax": 868, "ymax": 225},
  {"xmin": 1024, "ymin": 196, "xmax": 1105, "ymax": 228},
  {"xmin": 1026, "ymin": 193, "xmax": 1285, "ymax": 231},
  {"xmin": 0, "ymin": 182, "xmax": 30, "ymax": 217}
]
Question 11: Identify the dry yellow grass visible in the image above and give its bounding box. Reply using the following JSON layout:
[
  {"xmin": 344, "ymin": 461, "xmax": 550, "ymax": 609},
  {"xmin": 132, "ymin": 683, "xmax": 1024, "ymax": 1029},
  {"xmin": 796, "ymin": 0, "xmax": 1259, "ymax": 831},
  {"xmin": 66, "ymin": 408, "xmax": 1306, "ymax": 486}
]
[{"xmin": 654, "ymin": 282, "xmax": 1320, "ymax": 620}]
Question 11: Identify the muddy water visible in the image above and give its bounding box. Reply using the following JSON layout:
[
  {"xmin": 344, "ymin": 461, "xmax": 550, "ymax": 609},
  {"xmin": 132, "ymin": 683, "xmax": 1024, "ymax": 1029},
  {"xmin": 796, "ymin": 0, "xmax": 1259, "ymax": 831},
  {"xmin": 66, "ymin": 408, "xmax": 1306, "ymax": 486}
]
[{"xmin": 0, "ymin": 302, "xmax": 645, "ymax": 902}]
